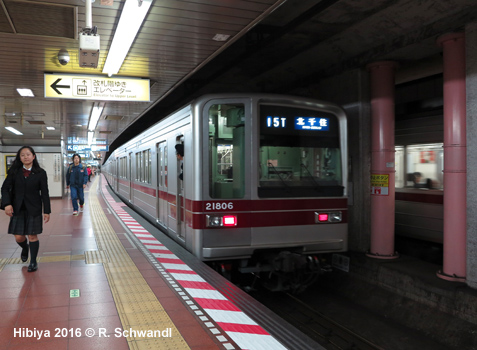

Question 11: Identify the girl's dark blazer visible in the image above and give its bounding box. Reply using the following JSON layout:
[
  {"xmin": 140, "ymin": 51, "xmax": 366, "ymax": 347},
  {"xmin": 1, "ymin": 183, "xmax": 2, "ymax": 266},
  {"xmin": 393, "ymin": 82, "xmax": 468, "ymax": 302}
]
[{"xmin": 1, "ymin": 168, "xmax": 51, "ymax": 216}]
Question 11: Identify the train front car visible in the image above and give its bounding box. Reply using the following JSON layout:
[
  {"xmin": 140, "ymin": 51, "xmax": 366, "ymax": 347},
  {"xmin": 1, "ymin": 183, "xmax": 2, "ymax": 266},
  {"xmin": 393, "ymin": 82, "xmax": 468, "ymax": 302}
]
[{"xmin": 195, "ymin": 94, "xmax": 348, "ymax": 292}]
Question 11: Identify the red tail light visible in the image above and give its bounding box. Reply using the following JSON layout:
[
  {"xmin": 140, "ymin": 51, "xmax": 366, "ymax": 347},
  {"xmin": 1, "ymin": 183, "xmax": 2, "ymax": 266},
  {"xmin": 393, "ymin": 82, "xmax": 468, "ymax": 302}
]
[
  {"xmin": 318, "ymin": 213, "xmax": 329, "ymax": 222},
  {"xmin": 223, "ymin": 215, "xmax": 237, "ymax": 226}
]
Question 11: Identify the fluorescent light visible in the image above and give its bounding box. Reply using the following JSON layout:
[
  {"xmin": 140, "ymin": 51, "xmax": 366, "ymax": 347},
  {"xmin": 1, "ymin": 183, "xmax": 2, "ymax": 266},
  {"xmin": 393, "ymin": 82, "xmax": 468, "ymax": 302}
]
[
  {"xmin": 212, "ymin": 34, "xmax": 230, "ymax": 42},
  {"xmin": 88, "ymin": 104, "xmax": 104, "ymax": 131},
  {"xmin": 16, "ymin": 88, "xmax": 34, "ymax": 97},
  {"xmin": 88, "ymin": 131, "xmax": 94, "ymax": 146},
  {"xmin": 102, "ymin": 0, "xmax": 153, "ymax": 77},
  {"xmin": 5, "ymin": 126, "xmax": 23, "ymax": 135},
  {"xmin": 46, "ymin": 126, "xmax": 55, "ymax": 130}
]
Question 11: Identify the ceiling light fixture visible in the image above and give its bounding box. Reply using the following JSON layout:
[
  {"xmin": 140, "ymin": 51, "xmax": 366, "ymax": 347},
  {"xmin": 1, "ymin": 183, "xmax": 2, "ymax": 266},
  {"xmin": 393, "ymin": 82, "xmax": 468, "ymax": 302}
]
[
  {"xmin": 88, "ymin": 131, "xmax": 94, "ymax": 146},
  {"xmin": 46, "ymin": 126, "xmax": 56, "ymax": 130},
  {"xmin": 16, "ymin": 88, "xmax": 34, "ymax": 97},
  {"xmin": 88, "ymin": 103, "xmax": 104, "ymax": 131},
  {"xmin": 5, "ymin": 126, "xmax": 23, "ymax": 135},
  {"xmin": 212, "ymin": 34, "xmax": 230, "ymax": 42},
  {"xmin": 102, "ymin": 0, "xmax": 153, "ymax": 77}
]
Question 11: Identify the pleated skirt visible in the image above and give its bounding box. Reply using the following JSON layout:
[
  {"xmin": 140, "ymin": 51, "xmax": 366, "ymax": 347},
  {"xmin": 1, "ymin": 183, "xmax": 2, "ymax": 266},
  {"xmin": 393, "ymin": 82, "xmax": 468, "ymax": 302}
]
[{"xmin": 8, "ymin": 210, "xmax": 43, "ymax": 235}]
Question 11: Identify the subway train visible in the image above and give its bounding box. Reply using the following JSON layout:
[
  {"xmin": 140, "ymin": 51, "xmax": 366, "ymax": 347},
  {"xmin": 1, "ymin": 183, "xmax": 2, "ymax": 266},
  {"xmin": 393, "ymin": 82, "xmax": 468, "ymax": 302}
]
[{"xmin": 103, "ymin": 93, "xmax": 348, "ymax": 291}]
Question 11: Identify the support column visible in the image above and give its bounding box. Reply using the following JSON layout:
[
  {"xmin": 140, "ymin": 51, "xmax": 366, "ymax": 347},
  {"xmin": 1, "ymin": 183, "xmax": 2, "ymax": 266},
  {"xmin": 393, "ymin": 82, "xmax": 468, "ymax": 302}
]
[
  {"xmin": 437, "ymin": 33, "xmax": 467, "ymax": 282},
  {"xmin": 466, "ymin": 22, "xmax": 477, "ymax": 289},
  {"xmin": 366, "ymin": 61, "xmax": 399, "ymax": 259}
]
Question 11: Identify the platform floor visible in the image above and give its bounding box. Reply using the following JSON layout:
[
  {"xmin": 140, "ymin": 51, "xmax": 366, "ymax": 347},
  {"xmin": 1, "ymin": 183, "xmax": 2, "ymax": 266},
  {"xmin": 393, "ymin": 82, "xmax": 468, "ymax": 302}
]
[{"xmin": 0, "ymin": 176, "xmax": 317, "ymax": 350}]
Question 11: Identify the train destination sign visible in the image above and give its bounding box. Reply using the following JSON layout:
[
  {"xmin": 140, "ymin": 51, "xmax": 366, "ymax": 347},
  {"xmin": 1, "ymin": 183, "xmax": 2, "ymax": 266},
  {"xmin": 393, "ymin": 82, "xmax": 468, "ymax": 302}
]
[
  {"xmin": 295, "ymin": 117, "xmax": 329, "ymax": 131},
  {"xmin": 265, "ymin": 116, "xmax": 330, "ymax": 131},
  {"xmin": 44, "ymin": 74, "xmax": 150, "ymax": 102}
]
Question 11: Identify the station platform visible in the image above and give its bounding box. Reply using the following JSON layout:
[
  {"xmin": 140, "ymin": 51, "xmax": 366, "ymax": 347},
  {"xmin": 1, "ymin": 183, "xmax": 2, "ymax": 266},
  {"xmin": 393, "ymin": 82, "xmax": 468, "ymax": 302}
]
[{"xmin": 0, "ymin": 175, "xmax": 322, "ymax": 350}]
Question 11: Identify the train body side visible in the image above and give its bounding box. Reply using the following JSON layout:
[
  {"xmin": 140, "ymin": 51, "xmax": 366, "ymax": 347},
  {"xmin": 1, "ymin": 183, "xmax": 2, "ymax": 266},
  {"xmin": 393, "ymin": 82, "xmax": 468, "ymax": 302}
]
[{"xmin": 103, "ymin": 93, "xmax": 348, "ymax": 263}]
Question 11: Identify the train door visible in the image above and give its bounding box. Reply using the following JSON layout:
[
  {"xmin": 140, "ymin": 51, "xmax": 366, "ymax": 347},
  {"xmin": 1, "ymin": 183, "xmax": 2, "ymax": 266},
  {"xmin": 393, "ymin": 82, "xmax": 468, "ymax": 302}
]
[
  {"xmin": 176, "ymin": 137, "xmax": 185, "ymax": 240},
  {"xmin": 115, "ymin": 158, "xmax": 119, "ymax": 192},
  {"xmin": 128, "ymin": 152, "xmax": 133, "ymax": 203},
  {"xmin": 156, "ymin": 142, "xmax": 168, "ymax": 227}
]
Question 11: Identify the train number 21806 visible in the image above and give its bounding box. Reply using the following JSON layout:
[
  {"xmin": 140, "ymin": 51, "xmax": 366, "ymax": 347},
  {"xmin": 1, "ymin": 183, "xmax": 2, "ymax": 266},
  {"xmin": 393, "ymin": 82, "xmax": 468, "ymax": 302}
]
[{"xmin": 205, "ymin": 202, "xmax": 233, "ymax": 210}]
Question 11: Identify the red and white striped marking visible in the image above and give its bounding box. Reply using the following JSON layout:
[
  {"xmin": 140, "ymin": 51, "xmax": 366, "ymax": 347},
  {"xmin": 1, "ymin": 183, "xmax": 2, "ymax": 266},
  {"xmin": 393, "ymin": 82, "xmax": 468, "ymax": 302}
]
[{"xmin": 100, "ymin": 176, "xmax": 287, "ymax": 350}]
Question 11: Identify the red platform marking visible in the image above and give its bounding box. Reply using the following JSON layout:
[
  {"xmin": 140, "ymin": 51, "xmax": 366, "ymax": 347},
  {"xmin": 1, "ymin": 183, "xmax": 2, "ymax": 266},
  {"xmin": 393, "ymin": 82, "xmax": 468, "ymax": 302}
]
[
  {"xmin": 149, "ymin": 249, "xmax": 174, "ymax": 254},
  {"xmin": 156, "ymin": 257, "xmax": 184, "ymax": 264},
  {"xmin": 138, "ymin": 237, "xmax": 158, "ymax": 241},
  {"xmin": 217, "ymin": 322, "xmax": 270, "ymax": 335},
  {"xmin": 177, "ymin": 280, "xmax": 216, "ymax": 290},
  {"xmin": 195, "ymin": 298, "xmax": 242, "ymax": 311},
  {"xmin": 165, "ymin": 269, "xmax": 193, "ymax": 274}
]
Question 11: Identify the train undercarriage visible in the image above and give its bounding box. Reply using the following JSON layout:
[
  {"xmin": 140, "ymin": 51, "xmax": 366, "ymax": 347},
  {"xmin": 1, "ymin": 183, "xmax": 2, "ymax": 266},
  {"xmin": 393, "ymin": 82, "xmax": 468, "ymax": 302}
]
[{"xmin": 213, "ymin": 250, "xmax": 333, "ymax": 294}]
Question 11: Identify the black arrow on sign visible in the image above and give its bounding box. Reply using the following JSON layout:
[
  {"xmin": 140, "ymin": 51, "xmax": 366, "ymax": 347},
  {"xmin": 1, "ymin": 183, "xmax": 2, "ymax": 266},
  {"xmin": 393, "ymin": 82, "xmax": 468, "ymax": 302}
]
[{"xmin": 51, "ymin": 78, "xmax": 70, "ymax": 95}]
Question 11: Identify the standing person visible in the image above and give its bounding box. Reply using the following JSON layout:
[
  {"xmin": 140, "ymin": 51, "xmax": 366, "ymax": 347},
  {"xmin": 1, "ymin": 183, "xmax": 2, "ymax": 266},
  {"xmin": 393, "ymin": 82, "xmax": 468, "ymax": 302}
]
[
  {"xmin": 175, "ymin": 144, "xmax": 184, "ymax": 180},
  {"xmin": 66, "ymin": 154, "xmax": 88, "ymax": 215},
  {"xmin": 87, "ymin": 165, "xmax": 92, "ymax": 182},
  {"xmin": 1, "ymin": 146, "xmax": 51, "ymax": 272}
]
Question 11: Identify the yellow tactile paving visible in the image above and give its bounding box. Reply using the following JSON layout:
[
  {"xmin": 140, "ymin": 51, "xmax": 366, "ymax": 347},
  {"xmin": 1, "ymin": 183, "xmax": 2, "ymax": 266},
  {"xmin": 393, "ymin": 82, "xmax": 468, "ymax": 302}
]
[
  {"xmin": 85, "ymin": 249, "xmax": 110, "ymax": 264},
  {"xmin": 0, "ymin": 255, "xmax": 86, "ymax": 267},
  {"xmin": 88, "ymin": 179, "xmax": 190, "ymax": 349},
  {"xmin": 39, "ymin": 255, "xmax": 74, "ymax": 263},
  {"xmin": 0, "ymin": 258, "xmax": 9, "ymax": 272}
]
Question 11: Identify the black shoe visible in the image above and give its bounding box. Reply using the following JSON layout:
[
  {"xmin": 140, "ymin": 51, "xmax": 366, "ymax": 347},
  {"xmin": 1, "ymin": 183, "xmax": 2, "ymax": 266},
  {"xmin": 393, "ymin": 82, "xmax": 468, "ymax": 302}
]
[
  {"xmin": 27, "ymin": 262, "xmax": 38, "ymax": 272},
  {"xmin": 21, "ymin": 245, "xmax": 29, "ymax": 262}
]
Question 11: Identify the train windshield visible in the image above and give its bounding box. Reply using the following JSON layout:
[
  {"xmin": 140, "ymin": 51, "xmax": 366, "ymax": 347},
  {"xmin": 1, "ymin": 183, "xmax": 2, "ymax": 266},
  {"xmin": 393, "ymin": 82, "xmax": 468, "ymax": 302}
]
[
  {"xmin": 258, "ymin": 104, "xmax": 343, "ymax": 198},
  {"xmin": 208, "ymin": 103, "xmax": 245, "ymax": 199}
]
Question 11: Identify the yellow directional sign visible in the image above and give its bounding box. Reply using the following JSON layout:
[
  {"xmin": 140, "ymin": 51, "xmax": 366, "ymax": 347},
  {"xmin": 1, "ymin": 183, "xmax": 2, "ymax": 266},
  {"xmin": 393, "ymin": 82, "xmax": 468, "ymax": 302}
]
[{"xmin": 44, "ymin": 73, "xmax": 150, "ymax": 102}]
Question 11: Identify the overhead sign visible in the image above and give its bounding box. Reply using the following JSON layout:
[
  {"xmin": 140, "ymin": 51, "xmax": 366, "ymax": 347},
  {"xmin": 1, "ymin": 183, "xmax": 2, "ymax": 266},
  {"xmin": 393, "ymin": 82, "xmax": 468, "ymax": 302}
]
[
  {"xmin": 67, "ymin": 145, "xmax": 91, "ymax": 152},
  {"xmin": 67, "ymin": 144, "xmax": 109, "ymax": 152},
  {"xmin": 44, "ymin": 74, "xmax": 150, "ymax": 102},
  {"xmin": 91, "ymin": 145, "xmax": 109, "ymax": 152}
]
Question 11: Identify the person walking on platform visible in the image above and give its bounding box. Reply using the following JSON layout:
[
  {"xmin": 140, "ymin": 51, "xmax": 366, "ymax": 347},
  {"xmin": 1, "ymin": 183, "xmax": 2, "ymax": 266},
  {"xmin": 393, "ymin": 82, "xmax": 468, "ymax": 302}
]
[
  {"xmin": 87, "ymin": 165, "xmax": 92, "ymax": 182},
  {"xmin": 1, "ymin": 146, "xmax": 51, "ymax": 272},
  {"xmin": 66, "ymin": 154, "xmax": 88, "ymax": 216},
  {"xmin": 175, "ymin": 144, "xmax": 184, "ymax": 180}
]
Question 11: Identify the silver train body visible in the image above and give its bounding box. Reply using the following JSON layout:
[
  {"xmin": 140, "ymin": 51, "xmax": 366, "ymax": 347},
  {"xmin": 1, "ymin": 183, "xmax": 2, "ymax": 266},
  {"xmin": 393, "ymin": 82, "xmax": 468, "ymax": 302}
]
[{"xmin": 103, "ymin": 94, "xmax": 348, "ymax": 274}]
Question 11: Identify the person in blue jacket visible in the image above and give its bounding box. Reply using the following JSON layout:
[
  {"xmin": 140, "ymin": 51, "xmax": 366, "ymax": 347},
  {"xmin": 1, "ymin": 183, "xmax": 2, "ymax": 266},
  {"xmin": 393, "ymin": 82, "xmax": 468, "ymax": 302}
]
[{"xmin": 66, "ymin": 154, "xmax": 88, "ymax": 215}]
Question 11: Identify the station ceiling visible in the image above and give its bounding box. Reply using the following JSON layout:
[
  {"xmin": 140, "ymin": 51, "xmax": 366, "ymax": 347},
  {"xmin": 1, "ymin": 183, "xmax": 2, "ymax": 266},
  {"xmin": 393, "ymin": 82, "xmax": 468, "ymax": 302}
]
[{"xmin": 0, "ymin": 0, "xmax": 476, "ymax": 159}]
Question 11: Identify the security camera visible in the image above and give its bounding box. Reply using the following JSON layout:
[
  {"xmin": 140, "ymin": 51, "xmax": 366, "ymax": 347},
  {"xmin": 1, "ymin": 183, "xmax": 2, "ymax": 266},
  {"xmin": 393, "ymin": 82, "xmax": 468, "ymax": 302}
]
[{"xmin": 58, "ymin": 49, "xmax": 70, "ymax": 66}]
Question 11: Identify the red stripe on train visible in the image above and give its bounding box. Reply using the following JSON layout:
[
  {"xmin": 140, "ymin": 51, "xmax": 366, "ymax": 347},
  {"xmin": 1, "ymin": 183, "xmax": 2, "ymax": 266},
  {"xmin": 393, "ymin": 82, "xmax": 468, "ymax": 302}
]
[{"xmin": 191, "ymin": 209, "xmax": 347, "ymax": 229}]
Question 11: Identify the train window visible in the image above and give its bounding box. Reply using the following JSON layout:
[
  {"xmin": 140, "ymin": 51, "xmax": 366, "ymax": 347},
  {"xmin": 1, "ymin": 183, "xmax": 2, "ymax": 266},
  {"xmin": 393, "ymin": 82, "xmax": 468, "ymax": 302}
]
[
  {"xmin": 120, "ymin": 156, "xmax": 127, "ymax": 178},
  {"xmin": 143, "ymin": 149, "xmax": 151, "ymax": 184},
  {"xmin": 135, "ymin": 151, "xmax": 142, "ymax": 182},
  {"xmin": 157, "ymin": 146, "xmax": 163, "ymax": 187},
  {"xmin": 164, "ymin": 145, "xmax": 168, "ymax": 188},
  {"xmin": 208, "ymin": 103, "xmax": 245, "ymax": 199},
  {"xmin": 395, "ymin": 143, "xmax": 443, "ymax": 189},
  {"xmin": 258, "ymin": 104, "xmax": 343, "ymax": 198}
]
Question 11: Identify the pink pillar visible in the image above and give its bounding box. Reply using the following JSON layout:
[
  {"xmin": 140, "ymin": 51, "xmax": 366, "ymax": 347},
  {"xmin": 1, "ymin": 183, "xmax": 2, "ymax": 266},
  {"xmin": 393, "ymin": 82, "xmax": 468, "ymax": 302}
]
[
  {"xmin": 366, "ymin": 61, "xmax": 399, "ymax": 259},
  {"xmin": 437, "ymin": 33, "xmax": 467, "ymax": 282}
]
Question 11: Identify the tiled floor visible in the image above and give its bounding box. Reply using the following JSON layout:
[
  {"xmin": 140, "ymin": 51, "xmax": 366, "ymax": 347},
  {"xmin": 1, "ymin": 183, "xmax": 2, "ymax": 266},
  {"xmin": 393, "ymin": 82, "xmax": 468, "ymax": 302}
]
[{"xmin": 0, "ymin": 179, "xmax": 221, "ymax": 350}]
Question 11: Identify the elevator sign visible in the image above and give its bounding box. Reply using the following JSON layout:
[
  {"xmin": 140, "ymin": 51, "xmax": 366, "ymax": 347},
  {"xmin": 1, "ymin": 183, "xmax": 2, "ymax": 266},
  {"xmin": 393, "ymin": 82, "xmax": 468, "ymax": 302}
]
[
  {"xmin": 371, "ymin": 174, "xmax": 389, "ymax": 195},
  {"xmin": 44, "ymin": 74, "xmax": 150, "ymax": 101}
]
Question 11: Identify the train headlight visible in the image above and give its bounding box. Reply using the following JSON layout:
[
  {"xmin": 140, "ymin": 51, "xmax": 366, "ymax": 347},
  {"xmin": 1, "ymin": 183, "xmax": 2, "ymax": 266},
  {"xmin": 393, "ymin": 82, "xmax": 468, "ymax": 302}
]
[
  {"xmin": 315, "ymin": 211, "xmax": 342, "ymax": 223},
  {"xmin": 206, "ymin": 215, "xmax": 238, "ymax": 227}
]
